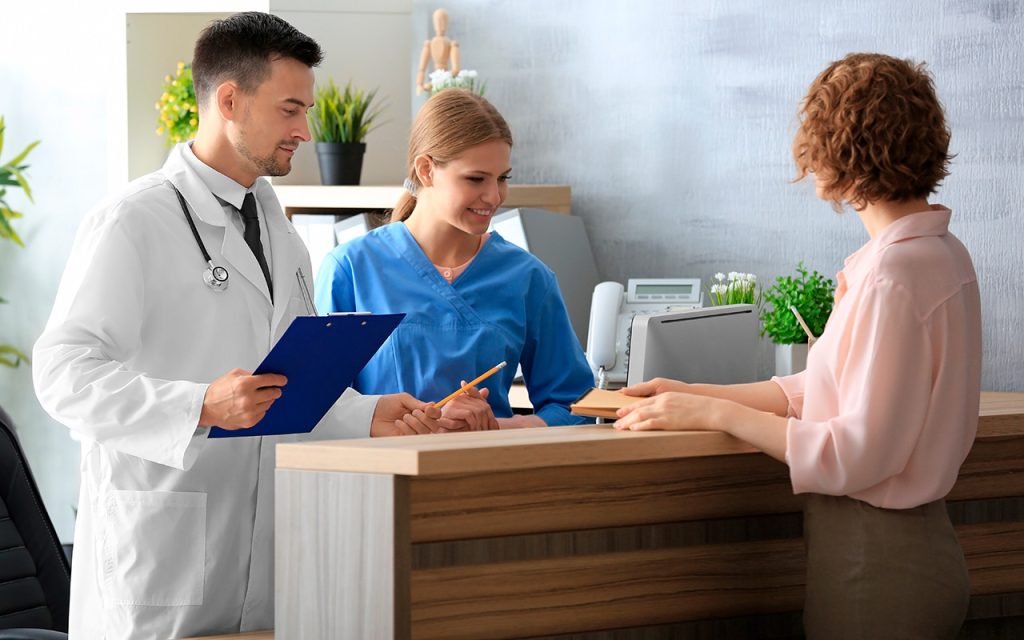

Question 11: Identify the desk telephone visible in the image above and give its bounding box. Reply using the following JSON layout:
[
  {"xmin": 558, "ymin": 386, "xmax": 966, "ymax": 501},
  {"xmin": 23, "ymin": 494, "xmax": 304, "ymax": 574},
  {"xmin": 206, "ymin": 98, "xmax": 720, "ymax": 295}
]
[{"xmin": 585, "ymin": 278, "xmax": 703, "ymax": 387}]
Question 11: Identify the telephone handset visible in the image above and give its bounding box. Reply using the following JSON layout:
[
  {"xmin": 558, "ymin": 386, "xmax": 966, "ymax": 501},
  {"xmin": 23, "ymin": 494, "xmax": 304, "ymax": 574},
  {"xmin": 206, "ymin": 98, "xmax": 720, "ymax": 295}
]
[
  {"xmin": 586, "ymin": 282, "xmax": 627, "ymax": 387},
  {"xmin": 585, "ymin": 278, "xmax": 703, "ymax": 387}
]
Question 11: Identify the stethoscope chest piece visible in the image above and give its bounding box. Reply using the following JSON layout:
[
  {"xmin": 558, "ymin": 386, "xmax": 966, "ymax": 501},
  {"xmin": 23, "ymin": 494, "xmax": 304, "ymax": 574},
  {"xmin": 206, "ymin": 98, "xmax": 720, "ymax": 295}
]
[
  {"xmin": 204, "ymin": 263, "xmax": 230, "ymax": 291},
  {"xmin": 172, "ymin": 183, "xmax": 231, "ymax": 292}
]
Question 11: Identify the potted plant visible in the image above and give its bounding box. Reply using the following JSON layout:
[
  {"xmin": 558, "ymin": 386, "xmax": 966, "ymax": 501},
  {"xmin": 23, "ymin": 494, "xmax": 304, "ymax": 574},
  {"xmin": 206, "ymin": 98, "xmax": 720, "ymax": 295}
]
[
  {"xmin": 0, "ymin": 116, "xmax": 40, "ymax": 367},
  {"xmin": 155, "ymin": 61, "xmax": 198, "ymax": 146},
  {"xmin": 308, "ymin": 79, "xmax": 386, "ymax": 185},
  {"xmin": 760, "ymin": 262, "xmax": 835, "ymax": 375}
]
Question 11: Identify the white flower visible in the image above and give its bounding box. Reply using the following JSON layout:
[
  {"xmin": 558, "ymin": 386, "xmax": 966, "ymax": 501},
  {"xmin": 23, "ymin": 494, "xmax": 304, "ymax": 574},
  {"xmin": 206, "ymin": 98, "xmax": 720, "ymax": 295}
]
[
  {"xmin": 714, "ymin": 272, "xmax": 726, "ymax": 282},
  {"xmin": 711, "ymin": 284, "xmax": 728, "ymax": 295},
  {"xmin": 728, "ymin": 271, "xmax": 739, "ymax": 281},
  {"xmin": 429, "ymin": 69, "xmax": 453, "ymax": 86},
  {"xmin": 746, "ymin": 273, "xmax": 757, "ymax": 283},
  {"xmin": 457, "ymin": 69, "xmax": 478, "ymax": 79}
]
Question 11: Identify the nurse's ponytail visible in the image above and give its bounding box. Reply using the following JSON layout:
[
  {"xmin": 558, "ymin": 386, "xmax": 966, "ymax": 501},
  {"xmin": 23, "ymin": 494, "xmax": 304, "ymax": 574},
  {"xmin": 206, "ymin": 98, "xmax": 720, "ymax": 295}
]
[
  {"xmin": 392, "ymin": 192, "xmax": 416, "ymax": 223},
  {"xmin": 389, "ymin": 89, "xmax": 513, "ymax": 224}
]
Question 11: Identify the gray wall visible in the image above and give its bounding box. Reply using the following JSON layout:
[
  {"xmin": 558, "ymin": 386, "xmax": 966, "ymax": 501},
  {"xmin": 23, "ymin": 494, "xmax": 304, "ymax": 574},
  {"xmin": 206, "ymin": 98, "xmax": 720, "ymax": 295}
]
[
  {"xmin": 0, "ymin": 0, "xmax": 1022, "ymax": 542},
  {"xmin": 413, "ymin": 0, "xmax": 1024, "ymax": 390}
]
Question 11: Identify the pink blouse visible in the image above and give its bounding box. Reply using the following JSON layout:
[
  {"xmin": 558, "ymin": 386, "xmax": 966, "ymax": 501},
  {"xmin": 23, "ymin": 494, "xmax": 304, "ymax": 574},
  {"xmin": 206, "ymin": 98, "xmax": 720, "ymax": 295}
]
[{"xmin": 772, "ymin": 207, "xmax": 981, "ymax": 509}]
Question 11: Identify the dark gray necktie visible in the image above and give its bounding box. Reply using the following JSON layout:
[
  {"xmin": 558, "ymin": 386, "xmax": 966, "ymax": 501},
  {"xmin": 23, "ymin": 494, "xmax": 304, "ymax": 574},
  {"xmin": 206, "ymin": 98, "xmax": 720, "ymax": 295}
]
[{"xmin": 238, "ymin": 192, "xmax": 273, "ymax": 300}]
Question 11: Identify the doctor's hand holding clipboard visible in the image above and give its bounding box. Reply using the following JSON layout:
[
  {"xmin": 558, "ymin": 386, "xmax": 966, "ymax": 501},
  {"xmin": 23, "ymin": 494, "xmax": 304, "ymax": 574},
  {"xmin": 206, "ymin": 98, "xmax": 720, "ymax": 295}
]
[{"xmin": 202, "ymin": 314, "xmax": 498, "ymax": 438}]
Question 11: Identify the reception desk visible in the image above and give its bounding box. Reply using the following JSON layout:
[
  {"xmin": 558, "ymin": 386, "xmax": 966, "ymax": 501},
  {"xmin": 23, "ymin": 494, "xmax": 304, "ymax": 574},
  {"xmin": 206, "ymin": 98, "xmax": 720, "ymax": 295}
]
[{"xmin": 269, "ymin": 392, "xmax": 1024, "ymax": 639}]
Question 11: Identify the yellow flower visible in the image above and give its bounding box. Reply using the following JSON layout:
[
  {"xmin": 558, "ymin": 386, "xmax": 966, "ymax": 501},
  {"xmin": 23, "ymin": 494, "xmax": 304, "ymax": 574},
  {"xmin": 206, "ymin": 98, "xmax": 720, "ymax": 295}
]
[
  {"xmin": 189, "ymin": 118, "xmax": 197, "ymax": 127},
  {"xmin": 177, "ymin": 61, "xmax": 185, "ymax": 70},
  {"xmin": 156, "ymin": 127, "xmax": 164, "ymax": 135}
]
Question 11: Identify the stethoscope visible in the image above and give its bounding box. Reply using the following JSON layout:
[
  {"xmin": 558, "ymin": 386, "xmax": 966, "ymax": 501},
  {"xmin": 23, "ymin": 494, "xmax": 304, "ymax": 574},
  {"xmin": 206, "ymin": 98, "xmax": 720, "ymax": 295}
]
[
  {"xmin": 170, "ymin": 184, "xmax": 318, "ymax": 314},
  {"xmin": 172, "ymin": 185, "xmax": 230, "ymax": 291}
]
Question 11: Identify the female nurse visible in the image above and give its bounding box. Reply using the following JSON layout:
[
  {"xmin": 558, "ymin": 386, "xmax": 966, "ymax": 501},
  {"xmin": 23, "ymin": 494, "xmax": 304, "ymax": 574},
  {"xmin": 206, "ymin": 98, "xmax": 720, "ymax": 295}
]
[
  {"xmin": 315, "ymin": 89, "xmax": 594, "ymax": 429},
  {"xmin": 614, "ymin": 53, "xmax": 981, "ymax": 638}
]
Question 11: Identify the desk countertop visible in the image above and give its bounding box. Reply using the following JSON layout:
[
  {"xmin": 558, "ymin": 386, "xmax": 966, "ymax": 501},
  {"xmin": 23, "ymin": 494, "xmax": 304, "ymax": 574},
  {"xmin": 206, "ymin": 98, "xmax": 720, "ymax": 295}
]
[{"xmin": 277, "ymin": 392, "xmax": 1024, "ymax": 477}]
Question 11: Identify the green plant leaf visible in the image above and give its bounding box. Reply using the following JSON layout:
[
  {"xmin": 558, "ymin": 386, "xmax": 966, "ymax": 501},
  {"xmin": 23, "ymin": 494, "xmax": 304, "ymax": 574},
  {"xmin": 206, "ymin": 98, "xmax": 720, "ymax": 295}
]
[
  {"xmin": 758, "ymin": 261, "xmax": 835, "ymax": 344},
  {"xmin": 9, "ymin": 168, "xmax": 32, "ymax": 202},
  {"xmin": 309, "ymin": 79, "xmax": 387, "ymax": 144},
  {"xmin": 0, "ymin": 344, "xmax": 30, "ymax": 368},
  {"xmin": 0, "ymin": 208, "xmax": 25, "ymax": 246},
  {"xmin": 1, "ymin": 140, "xmax": 39, "ymax": 172}
]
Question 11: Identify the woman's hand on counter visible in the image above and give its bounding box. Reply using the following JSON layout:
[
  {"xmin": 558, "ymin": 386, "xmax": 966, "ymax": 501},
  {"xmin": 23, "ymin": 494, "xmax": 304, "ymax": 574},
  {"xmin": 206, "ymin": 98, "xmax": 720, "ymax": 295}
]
[
  {"xmin": 620, "ymin": 377, "xmax": 690, "ymax": 397},
  {"xmin": 613, "ymin": 392, "xmax": 788, "ymax": 463}
]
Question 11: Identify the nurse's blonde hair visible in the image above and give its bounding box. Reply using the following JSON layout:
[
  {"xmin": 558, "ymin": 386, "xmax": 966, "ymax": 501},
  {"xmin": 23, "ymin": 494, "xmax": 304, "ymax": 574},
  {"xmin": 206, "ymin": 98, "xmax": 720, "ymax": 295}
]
[{"xmin": 391, "ymin": 90, "xmax": 513, "ymax": 223}]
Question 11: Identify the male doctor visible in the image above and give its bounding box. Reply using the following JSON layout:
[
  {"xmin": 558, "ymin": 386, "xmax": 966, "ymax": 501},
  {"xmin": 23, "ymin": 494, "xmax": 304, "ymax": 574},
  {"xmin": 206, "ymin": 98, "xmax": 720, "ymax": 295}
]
[{"xmin": 33, "ymin": 12, "xmax": 483, "ymax": 639}]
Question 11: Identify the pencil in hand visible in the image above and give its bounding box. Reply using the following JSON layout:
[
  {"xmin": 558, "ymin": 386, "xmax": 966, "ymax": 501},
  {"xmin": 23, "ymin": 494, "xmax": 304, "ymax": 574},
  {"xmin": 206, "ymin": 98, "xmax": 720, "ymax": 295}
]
[{"xmin": 434, "ymin": 361, "xmax": 507, "ymax": 408}]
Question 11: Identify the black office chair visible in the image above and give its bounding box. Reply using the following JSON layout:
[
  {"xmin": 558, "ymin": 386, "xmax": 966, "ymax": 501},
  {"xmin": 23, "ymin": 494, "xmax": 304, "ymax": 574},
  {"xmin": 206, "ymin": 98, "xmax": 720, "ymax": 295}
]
[{"xmin": 0, "ymin": 405, "xmax": 70, "ymax": 639}]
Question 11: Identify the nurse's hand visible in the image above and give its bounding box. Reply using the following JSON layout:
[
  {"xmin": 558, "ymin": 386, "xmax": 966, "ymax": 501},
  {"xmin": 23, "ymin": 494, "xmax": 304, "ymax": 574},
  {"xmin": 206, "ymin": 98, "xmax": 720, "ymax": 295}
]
[
  {"xmin": 199, "ymin": 368, "xmax": 287, "ymax": 430},
  {"xmin": 371, "ymin": 393, "xmax": 443, "ymax": 436},
  {"xmin": 620, "ymin": 377, "xmax": 689, "ymax": 398},
  {"xmin": 612, "ymin": 391, "xmax": 726, "ymax": 432},
  {"xmin": 439, "ymin": 385, "xmax": 499, "ymax": 432}
]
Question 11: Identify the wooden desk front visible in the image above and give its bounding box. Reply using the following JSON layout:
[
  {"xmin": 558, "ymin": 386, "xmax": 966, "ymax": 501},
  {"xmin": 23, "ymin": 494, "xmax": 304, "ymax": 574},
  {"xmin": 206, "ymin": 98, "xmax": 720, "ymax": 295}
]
[{"xmin": 269, "ymin": 392, "xmax": 1024, "ymax": 639}]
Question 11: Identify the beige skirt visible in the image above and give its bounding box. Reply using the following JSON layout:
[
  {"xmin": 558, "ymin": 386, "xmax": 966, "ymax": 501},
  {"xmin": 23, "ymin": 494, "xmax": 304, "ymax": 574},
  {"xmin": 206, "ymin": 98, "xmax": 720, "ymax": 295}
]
[{"xmin": 803, "ymin": 494, "xmax": 970, "ymax": 639}]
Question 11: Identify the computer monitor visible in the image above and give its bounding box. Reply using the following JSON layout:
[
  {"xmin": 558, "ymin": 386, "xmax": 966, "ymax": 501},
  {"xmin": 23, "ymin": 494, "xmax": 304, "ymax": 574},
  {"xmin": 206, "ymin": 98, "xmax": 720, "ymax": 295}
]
[
  {"xmin": 625, "ymin": 304, "xmax": 760, "ymax": 386},
  {"xmin": 334, "ymin": 213, "xmax": 371, "ymax": 247},
  {"xmin": 490, "ymin": 208, "xmax": 601, "ymax": 346}
]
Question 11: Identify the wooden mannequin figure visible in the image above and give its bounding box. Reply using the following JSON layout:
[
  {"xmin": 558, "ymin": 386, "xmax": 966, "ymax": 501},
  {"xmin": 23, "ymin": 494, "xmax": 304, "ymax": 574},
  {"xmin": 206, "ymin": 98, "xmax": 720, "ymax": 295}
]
[{"xmin": 416, "ymin": 8, "xmax": 461, "ymax": 95}]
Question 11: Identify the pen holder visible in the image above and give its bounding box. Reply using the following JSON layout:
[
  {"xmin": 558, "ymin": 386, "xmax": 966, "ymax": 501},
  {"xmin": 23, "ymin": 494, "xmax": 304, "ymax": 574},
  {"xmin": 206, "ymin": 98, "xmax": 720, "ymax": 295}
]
[{"xmin": 775, "ymin": 342, "xmax": 809, "ymax": 376}]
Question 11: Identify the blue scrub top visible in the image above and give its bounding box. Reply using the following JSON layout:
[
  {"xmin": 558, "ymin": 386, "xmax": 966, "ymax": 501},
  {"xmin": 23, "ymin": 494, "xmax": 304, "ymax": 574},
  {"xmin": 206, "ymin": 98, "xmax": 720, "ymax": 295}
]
[{"xmin": 314, "ymin": 222, "xmax": 594, "ymax": 425}]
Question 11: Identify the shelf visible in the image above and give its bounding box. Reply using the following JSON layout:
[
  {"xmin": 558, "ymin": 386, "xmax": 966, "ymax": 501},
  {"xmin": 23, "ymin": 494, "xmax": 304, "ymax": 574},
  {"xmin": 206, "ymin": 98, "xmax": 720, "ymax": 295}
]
[{"xmin": 271, "ymin": 184, "xmax": 572, "ymax": 216}]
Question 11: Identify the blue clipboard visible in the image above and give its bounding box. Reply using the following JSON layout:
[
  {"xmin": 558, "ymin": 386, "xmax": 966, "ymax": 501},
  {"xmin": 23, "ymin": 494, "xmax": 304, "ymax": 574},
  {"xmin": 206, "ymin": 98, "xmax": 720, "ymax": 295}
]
[{"xmin": 209, "ymin": 313, "xmax": 404, "ymax": 438}]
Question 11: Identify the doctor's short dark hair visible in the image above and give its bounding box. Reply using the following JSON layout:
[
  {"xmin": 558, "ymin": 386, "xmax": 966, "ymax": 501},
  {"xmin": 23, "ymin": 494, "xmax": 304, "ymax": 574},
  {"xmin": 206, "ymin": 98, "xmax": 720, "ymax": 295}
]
[
  {"xmin": 192, "ymin": 11, "xmax": 323, "ymax": 108},
  {"xmin": 792, "ymin": 52, "xmax": 953, "ymax": 211}
]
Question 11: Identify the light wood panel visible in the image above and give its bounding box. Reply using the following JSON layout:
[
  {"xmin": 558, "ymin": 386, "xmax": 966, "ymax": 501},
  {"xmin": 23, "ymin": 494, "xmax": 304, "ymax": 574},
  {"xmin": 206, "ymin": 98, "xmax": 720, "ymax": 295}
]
[
  {"xmin": 275, "ymin": 470, "xmax": 409, "ymax": 639},
  {"xmin": 276, "ymin": 392, "xmax": 1024, "ymax": 477},
  {"xmin": 407, "ymin": 521, "xmax": 1024, "ymax": 640}
]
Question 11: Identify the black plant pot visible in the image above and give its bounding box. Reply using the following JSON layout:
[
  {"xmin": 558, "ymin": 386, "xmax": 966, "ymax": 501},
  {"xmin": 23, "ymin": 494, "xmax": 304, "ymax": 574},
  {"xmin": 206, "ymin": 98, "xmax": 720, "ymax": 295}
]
[{"xmin": 315, "ymin": 142, "xmax": 366, "ymax": 185}]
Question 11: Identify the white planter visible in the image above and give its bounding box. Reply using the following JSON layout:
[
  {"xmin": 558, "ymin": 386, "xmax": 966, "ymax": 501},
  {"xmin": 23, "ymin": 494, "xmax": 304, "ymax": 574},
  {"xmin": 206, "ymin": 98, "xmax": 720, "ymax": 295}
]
[{"xmin": 775, "ymin": 342, "xmax": 809, "ymax": 376}]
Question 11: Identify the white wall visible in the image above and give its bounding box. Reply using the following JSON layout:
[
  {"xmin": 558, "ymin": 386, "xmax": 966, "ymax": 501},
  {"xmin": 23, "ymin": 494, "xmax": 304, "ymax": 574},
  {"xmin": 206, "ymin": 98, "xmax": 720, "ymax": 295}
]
[{"xmin": 0, "ymin": 1, "xmax": 112, "ymax": 540}]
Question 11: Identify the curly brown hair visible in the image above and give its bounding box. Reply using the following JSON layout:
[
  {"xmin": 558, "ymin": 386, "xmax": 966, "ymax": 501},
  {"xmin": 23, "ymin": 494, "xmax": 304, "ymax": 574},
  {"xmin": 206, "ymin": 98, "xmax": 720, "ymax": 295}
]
[{"xmin": 792, "ymin": 53, "xmax": 953, "ymax": 211}]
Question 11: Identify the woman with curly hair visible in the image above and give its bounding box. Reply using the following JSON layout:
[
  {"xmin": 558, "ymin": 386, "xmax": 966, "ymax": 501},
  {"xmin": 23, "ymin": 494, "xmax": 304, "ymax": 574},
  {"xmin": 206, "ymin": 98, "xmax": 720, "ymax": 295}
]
[{"xmin": 614, "ymin": 53, "xmax": 980, "ymax": 638}]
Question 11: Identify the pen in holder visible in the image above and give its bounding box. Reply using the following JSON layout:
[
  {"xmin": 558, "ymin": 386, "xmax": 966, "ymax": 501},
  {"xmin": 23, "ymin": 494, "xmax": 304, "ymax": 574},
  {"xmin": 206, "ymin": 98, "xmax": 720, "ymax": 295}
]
[{"xmin": 789, "ymin": 305, "xmax": 817, "ymax": 347}]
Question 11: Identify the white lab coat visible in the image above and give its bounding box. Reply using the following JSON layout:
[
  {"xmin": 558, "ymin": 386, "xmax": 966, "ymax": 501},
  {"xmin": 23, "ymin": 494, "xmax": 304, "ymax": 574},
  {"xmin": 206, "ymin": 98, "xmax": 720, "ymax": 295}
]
[{"xmin": 33, "ymin": 144, "xmax": 378, "ymax": 639}]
